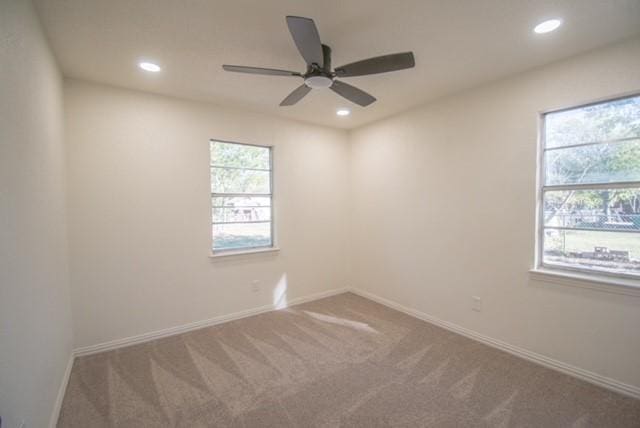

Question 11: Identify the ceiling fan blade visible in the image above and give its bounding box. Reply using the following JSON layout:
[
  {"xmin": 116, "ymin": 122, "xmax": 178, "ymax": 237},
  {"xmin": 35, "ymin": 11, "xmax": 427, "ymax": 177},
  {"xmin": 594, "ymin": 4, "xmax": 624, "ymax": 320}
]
[
  {"xmin": 222, "ymin": 65, "xmax": 301, "ymax": 77},
  {"xmin": 334, "ymin": 52, "xmax": 415, "ymax": 77},
  {"xmin": 330, "ymin": 80, "xmax": 376, "ymax": 107},
  {"xmin": 286, "ymin": 16, "xmax": 324, "ymax": 67},
  {"xmin": 280, "ymin": 84, "xmax": 312, "ymax": 106}
]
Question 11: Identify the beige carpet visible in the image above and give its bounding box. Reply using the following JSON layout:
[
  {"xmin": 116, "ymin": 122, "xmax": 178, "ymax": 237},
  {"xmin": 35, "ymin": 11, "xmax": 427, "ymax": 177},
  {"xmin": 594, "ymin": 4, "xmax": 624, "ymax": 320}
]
[{"xmin": 58, "ymin": 292, "xmax": 640, "ymax": 427}]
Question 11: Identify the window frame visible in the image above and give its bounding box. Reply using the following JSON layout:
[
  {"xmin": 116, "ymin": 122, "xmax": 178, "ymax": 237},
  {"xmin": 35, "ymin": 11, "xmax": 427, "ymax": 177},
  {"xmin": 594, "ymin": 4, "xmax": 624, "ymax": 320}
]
[
  {"xmin": 209, "ymin": 139, "xmax": 275, "ymax": 255},
  {"xmin": 535, "ymin": 92, "xmax": 640, "ymax": 281}
]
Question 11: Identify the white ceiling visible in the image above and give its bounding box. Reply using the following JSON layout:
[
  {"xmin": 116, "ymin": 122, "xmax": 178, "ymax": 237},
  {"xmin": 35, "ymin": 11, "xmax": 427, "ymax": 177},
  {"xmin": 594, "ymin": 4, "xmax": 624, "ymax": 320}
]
[{"xmin": 34, "ymin": 0, "xmax": 640, "ymax": 129}]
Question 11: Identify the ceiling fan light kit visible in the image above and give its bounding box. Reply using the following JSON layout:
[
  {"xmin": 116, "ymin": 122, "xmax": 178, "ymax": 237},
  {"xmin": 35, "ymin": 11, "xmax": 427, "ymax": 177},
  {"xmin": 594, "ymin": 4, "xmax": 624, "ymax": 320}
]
[
  {"xmin": 222, "ymin": 16, "xmax": 415, "ymax": 107},
  {"xmin": 305, "ymin": 75, "xmax": 333, "ymax": 89}
]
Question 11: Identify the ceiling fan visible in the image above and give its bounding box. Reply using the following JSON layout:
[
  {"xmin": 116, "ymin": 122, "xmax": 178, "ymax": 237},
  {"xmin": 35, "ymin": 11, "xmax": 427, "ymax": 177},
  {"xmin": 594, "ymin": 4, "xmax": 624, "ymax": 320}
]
[{"xmin": 222, "ymin": 16, "xmax": 415, "ymax": 107}]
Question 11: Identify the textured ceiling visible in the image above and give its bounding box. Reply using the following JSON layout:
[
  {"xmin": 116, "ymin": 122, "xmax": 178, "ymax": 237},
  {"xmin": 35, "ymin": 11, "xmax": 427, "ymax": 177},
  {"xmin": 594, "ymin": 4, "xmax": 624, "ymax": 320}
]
[{"xmin": 34, "ymin": 0, "xmax": 640, "ymax": 129}]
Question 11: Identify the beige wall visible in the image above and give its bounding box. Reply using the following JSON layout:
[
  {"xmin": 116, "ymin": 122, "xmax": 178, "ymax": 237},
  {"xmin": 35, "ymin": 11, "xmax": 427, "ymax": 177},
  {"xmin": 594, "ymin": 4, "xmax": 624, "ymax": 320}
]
[
  {"xmin": 65, "ymin": 37, "xmax": 640, "ymax": 389},
  {"xmin": 64, "ymin": 80, "xmax": 350, "ymax": 348},
  {"xmin": 349, "ymin": 37, "xmax": 640, "ymax": 389},
  {"xmin": 4, "ymin": 11, "xmax": 637, "ymax": 425},
  {"xmin": 0, "ymin": 1, "xmax": 74, "ymax": 427}
]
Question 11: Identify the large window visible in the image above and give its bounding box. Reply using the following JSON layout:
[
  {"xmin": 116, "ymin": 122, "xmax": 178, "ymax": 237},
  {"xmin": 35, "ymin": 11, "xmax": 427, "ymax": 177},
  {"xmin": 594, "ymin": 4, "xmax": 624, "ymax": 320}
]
[
  {"xmin": 210, "ymin": 140, "xmax": 273, "ymax": 253},
  {"xmin": 539, "ymin": 94, "xmax": 640, "ymax": 279}
]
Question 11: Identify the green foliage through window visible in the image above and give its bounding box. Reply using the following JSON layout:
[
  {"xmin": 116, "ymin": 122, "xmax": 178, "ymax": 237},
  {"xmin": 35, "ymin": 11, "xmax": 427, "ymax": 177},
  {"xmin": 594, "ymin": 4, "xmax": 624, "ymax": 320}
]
[
  {"xmin": 541, "ymin": 95, "xmax": 640, "ymax": 278},
  {"xmin": 210, "ymin": 141, "xmax": 273, "ymax": 251}
]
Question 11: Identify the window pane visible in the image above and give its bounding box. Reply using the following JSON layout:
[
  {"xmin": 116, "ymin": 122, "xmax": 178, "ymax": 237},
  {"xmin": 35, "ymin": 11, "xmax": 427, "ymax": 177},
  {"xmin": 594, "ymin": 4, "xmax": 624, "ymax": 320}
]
[
  {"xmin": 545, "ymin": 95, "xmax": 640, "ymax": 149},
  {"xmin": 213, "ymin": 207, "xmax": 271, "ymax": 223},
  {"xmin": 213, "ymin": 222, "xmax": 271, "ymax": 250},
  {"xmin": 543, "ymin": 229, "xmax": 640, "ymax": 277},
  {"xmin": 210, "ymin": 141, "xmax": 270, "ymax": 169},
  {"xmin": 544, "ymin": 188, "xmax": 640, "ymax": 232},
  {"xmin": 212, "ymin": 196, "xmax": 271, "ymax": 207},
  {"xmin": 209, "ymin": 141, "xmax": 273, "ymax": 252},
  {"xmin": 211, "ymin": 167, "xmax": 270, "ymax": 194},
  {"xmin": 544, "ymin": 139, "xmax": 640, "ymax": 185}
]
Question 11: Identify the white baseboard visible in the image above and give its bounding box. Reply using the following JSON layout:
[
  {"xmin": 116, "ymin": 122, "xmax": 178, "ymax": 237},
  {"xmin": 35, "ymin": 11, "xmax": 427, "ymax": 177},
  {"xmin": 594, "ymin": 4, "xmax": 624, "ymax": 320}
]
[
  {"xmin": 73, "ymin": 287, "xmax": 350, "ymax": 357},
  {"xmin": 349, "ymin": 288, "xmax": 640, "ymax": 399},
  {"xmin": 49, "ymin": 352, "xmax": 74, "ymax": 428}
]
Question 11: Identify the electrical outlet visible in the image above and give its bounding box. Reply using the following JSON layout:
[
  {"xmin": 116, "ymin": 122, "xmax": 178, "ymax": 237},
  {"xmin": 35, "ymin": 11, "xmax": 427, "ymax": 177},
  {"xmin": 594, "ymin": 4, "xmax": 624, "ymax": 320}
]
[
  {"xmin": 251, "ymin": 280, "xmax": 260, "ymax": 292},
  {"xmin": 472, "ymin": 296, "xmax": 482, "ymax": 312}
]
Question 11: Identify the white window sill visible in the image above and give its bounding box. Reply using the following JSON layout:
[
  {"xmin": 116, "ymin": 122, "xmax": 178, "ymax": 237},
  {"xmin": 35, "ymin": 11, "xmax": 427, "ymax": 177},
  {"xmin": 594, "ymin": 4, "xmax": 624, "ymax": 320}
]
[
  {"xmin": 209, "ymin": 247, "xmax": 280, "ymax": 259},
  {"xmin": 529, "ymin": 268, "xmax": 640, "ymax": 297}
]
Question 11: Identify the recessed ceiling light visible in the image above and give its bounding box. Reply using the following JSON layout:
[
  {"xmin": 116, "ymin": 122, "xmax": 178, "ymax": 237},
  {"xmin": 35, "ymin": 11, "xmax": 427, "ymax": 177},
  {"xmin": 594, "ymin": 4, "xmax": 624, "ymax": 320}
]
[
  {"xmin": 336, "ymin": 109, "xmax": 350, "ymax": 116},
  {"xmin": 534, "ymin": 19, "xmax": 562, "ymax": 34},
  {"xmin": 139, "ymin": 61, "xmax": 161, "ymax": 72}
]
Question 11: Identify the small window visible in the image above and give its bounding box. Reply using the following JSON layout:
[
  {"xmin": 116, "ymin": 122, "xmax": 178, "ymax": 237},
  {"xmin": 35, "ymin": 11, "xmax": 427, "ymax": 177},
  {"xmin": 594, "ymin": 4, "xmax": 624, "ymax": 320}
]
[
  {"xmin": 538, "ymin": 94, "xmax": 640, "ymax": 279},
  {"xmin": 210, "ymin": 140, "xmax": 273, "ymax": 253}
]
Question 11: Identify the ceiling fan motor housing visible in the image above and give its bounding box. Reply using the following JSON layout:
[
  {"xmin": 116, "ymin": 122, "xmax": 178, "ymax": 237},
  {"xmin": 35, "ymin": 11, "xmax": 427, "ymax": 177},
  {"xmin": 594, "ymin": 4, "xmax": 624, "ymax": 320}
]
[{"xmin": 304, "ymin": 44, "xmax": 334, "ymax": 88}]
